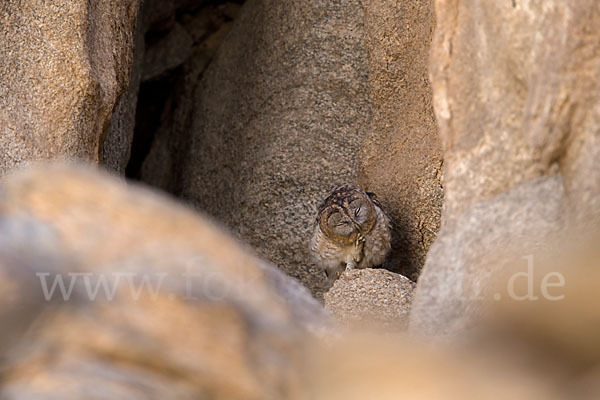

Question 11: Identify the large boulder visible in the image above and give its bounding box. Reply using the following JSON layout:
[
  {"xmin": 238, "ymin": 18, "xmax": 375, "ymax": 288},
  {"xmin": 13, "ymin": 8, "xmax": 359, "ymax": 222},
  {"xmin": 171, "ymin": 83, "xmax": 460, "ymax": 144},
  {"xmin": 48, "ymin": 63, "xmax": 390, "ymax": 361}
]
[
  {"xmin": 0, "ymin": 0, "xmax": 140, "ymax": 176},
  {"xmin": 411, "ymin": 0, "xmax": 600, "ymax": 336},
  {"xmin": 312, "ymin": 248, "xmax": 600, "ymax": 400},
  {"xmin": 102, "ymin": 3, "xmax": 147, "ymax": 173},
  {"xmin": 0, "ymin": 163, "xmax": 328, "ymax": 399},
  {"xmin": 410, "ymin": 177, "xmax": 564, "ymax": 336},
  {"xmin": 139, "ymin": 0, "xmax": 372, "ymax": 297},
  {"xmin": 138, "ymin": 0, "xmax": 443, "ymax": 297},
  {"xmin": 359, "ymin": 0, "xmax": 443, "ymax": 280},
  {"xmin": 429, "ymin": 0, "xmax": 600, "ymax": 224}
]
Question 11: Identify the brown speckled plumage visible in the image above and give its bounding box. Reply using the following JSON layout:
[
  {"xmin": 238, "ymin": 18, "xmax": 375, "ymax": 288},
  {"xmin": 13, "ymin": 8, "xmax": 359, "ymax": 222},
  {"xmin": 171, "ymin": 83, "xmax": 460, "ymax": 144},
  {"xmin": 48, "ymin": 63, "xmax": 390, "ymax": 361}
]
[{"xmin": 310, "ymin": 184, "xmax": 391, "ymax": 282}]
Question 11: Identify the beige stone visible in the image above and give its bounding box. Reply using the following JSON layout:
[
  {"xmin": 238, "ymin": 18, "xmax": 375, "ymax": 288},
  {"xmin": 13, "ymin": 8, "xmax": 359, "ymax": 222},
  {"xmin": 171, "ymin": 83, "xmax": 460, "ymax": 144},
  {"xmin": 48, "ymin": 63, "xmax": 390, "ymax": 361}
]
[
  {"xmin": 410, "ymin": 177, "xmax": 564, "ymax": 336},
  {"xmin": 359, "ymin": 0, "xmax": 443, "ymax": 281},
  {"xmin": 412, "ymin": 0, "xmax": 600, "ymax": 337},
  {"xmin": 0, "ymin": 0, "xmax": 140, "ymax": 176},
  {"xmin": 0, "ymin": 163, "xmax": 328, "ymax": 399},
  {"xmin": 324, "ymin": 268, "xmax": 415, "ymax": 330},
  {"xmin": 430, "ymin": 0, "xmax": 600, "ymax": 224},
  {"xmin": 140, "ymin": 0, "xmax": 372, "ymax": 298}
]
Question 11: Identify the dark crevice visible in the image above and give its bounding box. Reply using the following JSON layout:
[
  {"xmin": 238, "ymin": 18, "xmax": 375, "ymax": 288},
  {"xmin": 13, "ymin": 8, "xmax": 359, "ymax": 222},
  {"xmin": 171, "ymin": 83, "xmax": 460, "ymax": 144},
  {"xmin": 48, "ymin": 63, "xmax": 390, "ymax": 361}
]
[
  {"xmin": 125, "ymin": 0, "xmax": 245, "ymax": 181},
  {"xmin": 125, "ymin": 69, "xmax": 180, "ymax": 180}
]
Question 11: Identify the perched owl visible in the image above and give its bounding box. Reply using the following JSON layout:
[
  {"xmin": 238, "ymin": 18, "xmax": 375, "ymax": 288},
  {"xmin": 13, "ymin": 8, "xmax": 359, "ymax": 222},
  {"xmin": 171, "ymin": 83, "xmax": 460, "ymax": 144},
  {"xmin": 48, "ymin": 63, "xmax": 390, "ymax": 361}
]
[{"xmin": 309, "ymin": 184, "xmax": 391, "ymax": 282}]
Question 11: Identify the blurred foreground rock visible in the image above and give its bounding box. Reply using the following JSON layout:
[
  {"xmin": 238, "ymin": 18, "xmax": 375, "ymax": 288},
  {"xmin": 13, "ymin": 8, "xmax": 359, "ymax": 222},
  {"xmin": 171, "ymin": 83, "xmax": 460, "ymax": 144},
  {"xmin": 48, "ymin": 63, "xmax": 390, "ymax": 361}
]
[
  {"xmin": 1, "ymin": 163, "xmax": 600, "ymax": 399},
  {"xmin": 0, "ymin": 163, "xmax": 328, "ymax": 399},
  {"xmin": 313, "ymin": 251, "xmax": 600, "ymax": 400},
  {"xmin": 324, "ymin": 269, "xmax": 415, "ymax": 330},
  {"xmin": 0, "ymin": 0, "xmax": 140, "ymax": 176}
]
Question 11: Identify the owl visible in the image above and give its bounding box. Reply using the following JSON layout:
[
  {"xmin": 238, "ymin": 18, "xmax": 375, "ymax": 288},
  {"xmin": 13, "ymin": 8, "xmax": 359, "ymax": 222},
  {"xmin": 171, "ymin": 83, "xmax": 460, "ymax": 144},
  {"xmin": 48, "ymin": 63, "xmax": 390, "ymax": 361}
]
[{"xmin": 309, "ymin": 184, "xmax": 391, "ymax": 282}]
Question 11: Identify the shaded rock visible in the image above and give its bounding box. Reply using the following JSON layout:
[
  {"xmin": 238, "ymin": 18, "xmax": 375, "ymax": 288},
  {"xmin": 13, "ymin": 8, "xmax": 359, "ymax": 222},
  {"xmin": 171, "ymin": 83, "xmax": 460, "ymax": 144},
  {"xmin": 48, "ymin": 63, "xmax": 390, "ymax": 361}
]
[
  {"xmin": 104, "ymin": 1, "xmax": 242, "ymax": 175},
  {"xmin": 324, "ymin": 268, "xmax": 415, "ymax": 330},
  {"xmin": 140, "ymin": 0, "xmax": 371, "ymax": 298},
  {"xmin": 103, "ymin": 1, "xmax": 147, "ymax": 174},
  {"xmin": 122, "ymin": 1, "xmax": 240, "ymax": 181},
  {"xmin": 0, "ymin": 163, "xmax": 329, "ymax": 399},
  {"xmin": 0, "ymin": 0, "xmax": 140, "ymax": 177},
  {"xmin": 359, "ymin": 0, "xmax": 442, "ymax": 281},
  {"xmin": 142, "ymin": 23, "xmax": 194, "ymax": 81},
  {"xmin": 410, "ymin": 177, "xmax": 564, "ymax": 337},
  {"xmin": 180, "ymin": 2, "xmax": 242, "ymax": 42},
  {"xmin": 144, "ymin": 0, "xmax": 198, "ymax": 32}
]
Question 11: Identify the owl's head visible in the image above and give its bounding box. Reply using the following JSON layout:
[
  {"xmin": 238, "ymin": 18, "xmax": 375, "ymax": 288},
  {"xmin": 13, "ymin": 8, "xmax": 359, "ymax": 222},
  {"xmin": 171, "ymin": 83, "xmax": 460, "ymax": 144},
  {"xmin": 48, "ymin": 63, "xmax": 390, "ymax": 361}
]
[{"xmin": 317, "ymin": 184, "xmax": 378, "ymax": 244}]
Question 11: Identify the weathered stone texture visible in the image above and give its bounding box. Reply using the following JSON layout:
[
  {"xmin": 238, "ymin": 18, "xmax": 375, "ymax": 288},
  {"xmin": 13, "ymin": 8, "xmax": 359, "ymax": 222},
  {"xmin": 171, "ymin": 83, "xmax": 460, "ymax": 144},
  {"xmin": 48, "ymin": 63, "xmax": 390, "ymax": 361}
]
[
  {"xmin": 430, "ymin": 0, "xmax": 600, "ymax": 224},
  {"xmin": 324, "ymin": 268, "xmax": 415, "ymax": 330},
  {"xmin": 411, "ymin": 0, "xmax": 600, "ymax": 337},
  {"xmin": 0, "ymin": 0, "xmax": 140, "ymax": 176},
  {"xmin": 359, "ymin": 0, "xmax": 443, "ymax": 281},
  {"xmin": 140, "ymin": 0, "xmax": 372, "ymax": 297},
  {"xmin": 410, "ymin": 177, "xmax": 564, "ymax": 336}
]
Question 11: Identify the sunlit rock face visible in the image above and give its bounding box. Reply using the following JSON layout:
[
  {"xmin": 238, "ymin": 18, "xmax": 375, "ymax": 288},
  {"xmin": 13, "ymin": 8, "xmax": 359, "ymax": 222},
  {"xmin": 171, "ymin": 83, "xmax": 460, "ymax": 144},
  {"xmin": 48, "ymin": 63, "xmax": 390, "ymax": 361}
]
[{"xmin": 0, "ymin": 0, "xmax": 140, "ymax": 176}]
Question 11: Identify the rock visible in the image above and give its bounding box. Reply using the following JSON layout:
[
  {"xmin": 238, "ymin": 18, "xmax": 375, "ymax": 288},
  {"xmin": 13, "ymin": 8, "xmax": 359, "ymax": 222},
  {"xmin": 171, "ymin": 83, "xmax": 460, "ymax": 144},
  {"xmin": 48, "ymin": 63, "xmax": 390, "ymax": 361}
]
[
  {"xmin": 359, "ymin": 0, "xmax": 442, "ymax": 281},
  {"xmin": 480, "ymin": 244, "xmax": 600, "ymax": 371},
  {"xmin": 139, "ymin": 0, "xmax": 371, "ymax": 298},
  {"xmin": 324, "ymin": 268, "xmax": 415, "ymax": 330},
  {"xmin": 430, "ymin": 0, "xmax": 600, "ymax": 225},
  {"xmin": 316, "ymin": 244, "xmax": 600, "ymax": 399},
  {"xmin": 410, "ymin": 177, "xmax": 565, "ymax": 337},
  {"xmin": 0, "ymin": 162, "xmax": 329, "ymax": 399},
  {"xmin": 103, "ymin": 2, "xmax": 146, "ymax": 174},
  {"xmin": 179, "ymin": 3, "xmax": 240, "ymax": 43},
  {"xmin": 1, "ymin": 166, "xmax": 600, "ymax": 399},
  {"xmin": 144, "ymin": 0, "xmax": 198, "ymax": 32},
  {"xmin": 142, "ymin": 23, "xmax": 194, "ymax": 81},
  {"xmin": 314, "ymin": 253, "xmax": 600, "ymax": 399},
  {"xmin": 138, "ymin": 0, "xmax": 443, "ymax": 296},
  {"xmin": 103, "ymin": 0, "xmax": 238, "ymax": 176},
  {"xmin": 0, "ymin": 0, "xmax": 140, "ymax": 177},
  {"xmin": 411, "ymin": 0, "xmax": 600, "ymax": 337},
  {"xmin": 307, "ymin": 336, "xmax": 560, "ymax": 400}
]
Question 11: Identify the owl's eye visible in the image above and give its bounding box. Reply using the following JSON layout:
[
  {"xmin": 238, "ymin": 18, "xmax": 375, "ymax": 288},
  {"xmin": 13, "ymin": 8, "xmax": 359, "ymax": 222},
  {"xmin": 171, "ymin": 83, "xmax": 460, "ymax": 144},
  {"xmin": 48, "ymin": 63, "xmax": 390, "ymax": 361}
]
[
  {"xmin": 336, "ymin": 220, "xmax": 348, "ymax": 226},
  {"xmin": 354, "ymin": 207, "xmax": 361, "ymax": 217}
]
